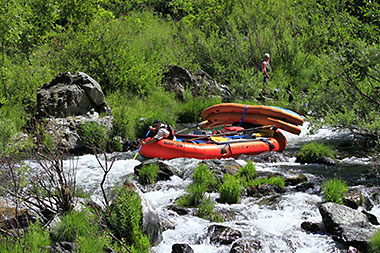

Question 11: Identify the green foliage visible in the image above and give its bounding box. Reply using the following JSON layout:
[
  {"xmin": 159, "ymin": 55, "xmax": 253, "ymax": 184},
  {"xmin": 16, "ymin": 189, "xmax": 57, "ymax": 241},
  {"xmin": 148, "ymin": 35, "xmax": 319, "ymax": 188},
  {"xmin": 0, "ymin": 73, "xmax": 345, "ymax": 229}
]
[
  {"xmin": 192, "ymin": 163, "xmax": 218, "ymax": 191},
  {"xmin": 0, "ymin": 221, "xmax": 50, "ymax": 252},
  {"xmin": 218, "ymin": 174, "xmax": 243, "ymax": 204},
  {"xmin": 78, "ymin": 122, "xmax": 109, "ymax": 152},
  {"xmin": 370, "ymin": 229, "xmax": 380, "ymax": 253},
  {"xmin": 196, "ymin": 196, "xmax": 222, "ymax": 222},
  {"xmin": 176, "ymin": 182, "xmax": 208, "ymax": 207},
  {"xmin": 296, "ymin": 142, "xmax": 335, "ymax": 164},
  {"xmin": 1, "ymin": 0, "xmax": 380, "ymax": 147},
  {"xmin": 246, "ymin": 176, "xmax": 285, "ymax": 188},
  {"xmin": 51, "ymin": 208, "xmax": 99, "ymax": 243},
  {"xmin": 177, "ymin": 93, "xmax": 222, "ymax": 123},
  {"xmin": 138, "ymin": 164, "xmax": 159, "ymax": 185},
  {"xmin": 322, "ymin": 178, "xmax": 348, "ymax": 204},
  {"xmin": 108, "ymin": 187, "xmax": 150, "ymax": 251},
  {"xmin": 107, "ymin": 90, "xmax": 178, "ymax": 140},
  {"xmin": 238, "ymin": 160, "xmax": 257, "ymax": 184}
]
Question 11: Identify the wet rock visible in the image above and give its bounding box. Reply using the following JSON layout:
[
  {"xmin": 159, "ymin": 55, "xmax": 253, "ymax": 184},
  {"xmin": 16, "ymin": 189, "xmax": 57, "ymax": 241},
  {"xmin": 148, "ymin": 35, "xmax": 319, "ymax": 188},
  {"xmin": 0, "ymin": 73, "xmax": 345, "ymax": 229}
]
[
  {"xmin": 295, "ymin": 182, "xmax": 317, "ymax": 193},
  {"xmin": 248, "ymin": 152, "xmax": 288, "ymax": 163},
  {"xmin": 342, "ymin": 188, "xmax": 364, "ymax": 209},
  {"xmin": 285, "ymin": 174, "xmax": 308, "ymax": 186},
  {"xmin": 246, "ymin": 184, "xmax": 285, "ymax": 197},
  {"xmin": 0, "ymin": 206, "xmax": 37, "ymax": 230},
  {"xmin": 230, "ymin": 239, "xmax": 262, "ymax": 252},
  {"xmin": 361, "ymin": 210, "xmax": 379, "ymax": 225},
  {"xmin": 162, "ymin": 65, "xmax": 231, "ymax": 101},
  {"xmin": 167, "ymin": 205, "xmax": 189, "ymax": 216},
  {"xmin": 207, "ymin": 225, "xmax": 242, "ymax": 245},
  {"xmin": 134, "ymin": 159, "xmax": 174, "ymax": 181},
  {"xmin": 296, "ymin": 154, "xmax": 336, "ymax": 165},
  {"xmin": 201, "ymin": 159, "xmax": 242, "ymax": 176},
  {"xmin": 301, "ymin": 221, "xmax": 321, "ymax": 233},
  {"xmin": 172, "ymin": 243, "xmax": 194, "ymax": 253},
  {"xmin": 47, "ymin": 241, "xmax": 77, "ymax": 253},
  {"xmin": 319, "ymin": 202, "xmax": 378, "ymax": 251}
]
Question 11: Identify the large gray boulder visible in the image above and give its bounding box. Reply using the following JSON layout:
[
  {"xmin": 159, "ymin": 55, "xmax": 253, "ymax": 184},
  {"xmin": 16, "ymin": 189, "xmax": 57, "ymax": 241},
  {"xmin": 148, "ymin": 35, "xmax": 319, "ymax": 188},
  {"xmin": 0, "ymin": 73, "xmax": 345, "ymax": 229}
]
[
  {"xmin": 163, "ymin": 65, "xmax": 232, "ymax": 101},
  {"xmin": 36, "ymin": 72, "xmax": 114, "ymax": 153},
  {"xmin": 37, "ymin": 72, "xmax": 111, "ymax": 118},
  {"xmin": 319, "ymin": 202, "xmax": 378, "ymax": 251}
]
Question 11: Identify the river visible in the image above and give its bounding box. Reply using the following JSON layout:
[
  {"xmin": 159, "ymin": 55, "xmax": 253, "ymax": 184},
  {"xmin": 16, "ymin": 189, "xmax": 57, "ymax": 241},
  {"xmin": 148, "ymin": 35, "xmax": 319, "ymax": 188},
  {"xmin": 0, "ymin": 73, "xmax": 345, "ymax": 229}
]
[{"xmin": 34, "ymin": 122, "xmax": 380, "ymax": 252}]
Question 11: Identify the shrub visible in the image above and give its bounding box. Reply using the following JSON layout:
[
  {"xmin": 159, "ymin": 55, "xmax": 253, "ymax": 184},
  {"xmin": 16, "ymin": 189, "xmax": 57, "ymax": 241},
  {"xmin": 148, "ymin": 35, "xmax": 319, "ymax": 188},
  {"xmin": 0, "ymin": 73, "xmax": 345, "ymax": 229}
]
[
  {"xmin": 176, "ymin": 182, "xmax": 208, "ymax": 207},
  {"xmin": 0, "ymin": 221, "xmax": 50, "ymax": 252},
  {"xmin": 238, "ymin": 160, "xmax": 257, "ymax": 185},
  {"xmin": 296, "ymin": 142, "xmax": 336, "ymax": 164},
  {"xmin": 192, "ymin": 163, "xmax": 218, "ymax": 191},
  {"xmin": 322, "ymin": 178, "xmax": 348, "ymax": 204},
  {"xmin": 108, "ymin": 187, "xmax": 150, "ymax": 251},
  {"xmin": 138, "ymin": 164, "xmax": 159, "ymax": 185},
  {"xmin": 247, "ymin": 176, "xmax": 285, "ymax": 188},
  {"xmin": 78, "ymin": 121, "xmax": 109, "ymax": 152},
  {"xmin": 51, "ymin": 208, "xmax": 99, "ymax": 243},
  {"xmin": 370, "ymin": 229, "xmax": 380, "ymax": 253},
  {"xmin": 196, "ymin": 196, "xmax": 222, "ymax": 222},
  {"xmin": 218, "ymin": 174, "xmax": 243, "ymax": 204}
]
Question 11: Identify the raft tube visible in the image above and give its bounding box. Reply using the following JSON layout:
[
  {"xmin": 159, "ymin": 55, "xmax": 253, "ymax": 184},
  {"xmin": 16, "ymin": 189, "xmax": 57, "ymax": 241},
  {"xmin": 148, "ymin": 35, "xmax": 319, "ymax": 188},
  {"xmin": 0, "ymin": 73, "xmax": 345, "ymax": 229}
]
[
  {"xmin": 139, "ymin": 130, "xmax": 287, "ymax": 160},
  {"xmin": 201, "ymin": 103, "xmax": 304, "ymax": 126},
  {"xmin": 201, "ymin": 113, "xmax": 302, "ymax": 135}
]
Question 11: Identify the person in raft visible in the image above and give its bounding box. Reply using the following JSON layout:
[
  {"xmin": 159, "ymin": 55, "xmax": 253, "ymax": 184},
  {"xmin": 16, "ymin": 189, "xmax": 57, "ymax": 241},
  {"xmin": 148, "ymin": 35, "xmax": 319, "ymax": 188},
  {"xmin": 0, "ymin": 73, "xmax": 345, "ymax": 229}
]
[
  {"xmin": 143, "ymin": 119, "xmax": 176, "ymax": 144},
  {"xmin": 260, "ymin": 53, "xmax": 271, "ymax": 85}
]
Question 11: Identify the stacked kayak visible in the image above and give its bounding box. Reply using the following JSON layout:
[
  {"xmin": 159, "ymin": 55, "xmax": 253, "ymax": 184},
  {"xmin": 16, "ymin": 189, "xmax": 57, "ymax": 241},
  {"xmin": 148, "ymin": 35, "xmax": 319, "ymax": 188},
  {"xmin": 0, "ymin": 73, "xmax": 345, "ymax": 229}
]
[{"xmin": 139, "ymin": 103, "xmax": 303, "ymax": 160}]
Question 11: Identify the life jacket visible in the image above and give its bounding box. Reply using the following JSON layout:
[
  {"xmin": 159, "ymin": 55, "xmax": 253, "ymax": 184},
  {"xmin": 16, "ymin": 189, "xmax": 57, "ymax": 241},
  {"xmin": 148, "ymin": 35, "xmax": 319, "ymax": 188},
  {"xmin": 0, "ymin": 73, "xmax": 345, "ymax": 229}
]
[
  {"xmin": 160, "ymin": 124, "xmax": 175, "ymax": 140},
  {"xmin": 260, "ymin": 61, "xmax": 271, "ymax": 73}
]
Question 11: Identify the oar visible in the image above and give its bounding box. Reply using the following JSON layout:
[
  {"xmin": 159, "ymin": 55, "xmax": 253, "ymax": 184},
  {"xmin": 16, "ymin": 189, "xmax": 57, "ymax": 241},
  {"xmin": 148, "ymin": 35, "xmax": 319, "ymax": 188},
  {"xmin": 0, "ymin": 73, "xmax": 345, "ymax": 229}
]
[
  {"xmin": 175, "ymin": 120, "xmax": 208, "ymax": 134},
  {"xmin": 187, "ymin": 125, "xmax": 275, "ymax": 142},
  {"xmin": 133, "ymin": 130, "xmax": 150, "ymax": 160}
]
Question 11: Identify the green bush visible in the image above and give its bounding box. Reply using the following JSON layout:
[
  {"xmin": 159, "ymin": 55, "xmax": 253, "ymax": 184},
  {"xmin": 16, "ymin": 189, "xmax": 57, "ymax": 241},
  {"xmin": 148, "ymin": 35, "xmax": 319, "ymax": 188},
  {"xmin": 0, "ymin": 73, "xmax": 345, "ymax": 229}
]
[
  {"xmin": 176, "ymin": 182, "xmax": 208, "ymax": 207},
  {"xmin": 196, "ymin": 196, "xmax": 222, "ymax": 222},
  {"xmin": 0, "ymin": 221, "xmax": 50, "ymax": 252},
  {"xmin": 107, "ymin": 90, "xmax": 178, "ymax": 140},
  {"xmin": 218, "ymin": 174, "xmax": 243, "ymax": 204},
  {"xmin": 108, "ymin": 187, "xmax": 150, "ymax": 251},
  {"xmin": 322, "ymin": 178, "xmax": 348, "ymax": 204},
  {"xmin": 246, "ymin": 176, "xmax": 285, "ymax": 188},
  {"xmin": 296, "ymin": 142, "xmax": 336, "ymax": 164},
  {"xmin": 370, "ymin": 229, "xmax": 380, "ymax": 253},
  {"xmin": 238, "ymin": 160, "xmax": 257, "ymax": 185},
  {"xmin": 78, "ymin": 121, "xmax": 109, "ymax": 152},
  {"xmin": 192, "ymin": 163, "xmax": 218, "ymax": 191},
  {"xmin": 138, "ymin": 164, "xmax": 159, "ymax": 185},
  {"xmin": 51, "ymin": 208, "xmax": 100, "ymax": 243}
]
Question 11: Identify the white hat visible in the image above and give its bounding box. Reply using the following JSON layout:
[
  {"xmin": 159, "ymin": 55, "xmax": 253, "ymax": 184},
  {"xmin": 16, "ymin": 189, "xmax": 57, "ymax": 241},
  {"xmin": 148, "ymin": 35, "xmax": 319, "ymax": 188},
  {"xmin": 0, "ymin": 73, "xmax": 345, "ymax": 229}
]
[{"xmin": 264, "ymin": 53, "xmax": 270, "ymax": 59}]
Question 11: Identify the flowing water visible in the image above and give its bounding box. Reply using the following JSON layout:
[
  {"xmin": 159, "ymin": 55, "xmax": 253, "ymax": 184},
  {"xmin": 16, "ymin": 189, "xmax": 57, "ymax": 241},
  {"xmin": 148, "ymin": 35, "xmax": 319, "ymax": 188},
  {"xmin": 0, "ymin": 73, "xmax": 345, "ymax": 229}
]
[{"xmin": 29, "ymin": 123, "xmax": 380, "ymax": 252}]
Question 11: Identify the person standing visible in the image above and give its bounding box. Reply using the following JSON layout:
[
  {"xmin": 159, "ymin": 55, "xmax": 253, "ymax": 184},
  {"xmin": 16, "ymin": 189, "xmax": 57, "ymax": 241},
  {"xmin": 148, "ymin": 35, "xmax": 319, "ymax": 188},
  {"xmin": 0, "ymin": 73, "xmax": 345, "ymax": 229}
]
[{"xmin": 260, "ymin": 53, "xmax": 271, "ymax": 85}]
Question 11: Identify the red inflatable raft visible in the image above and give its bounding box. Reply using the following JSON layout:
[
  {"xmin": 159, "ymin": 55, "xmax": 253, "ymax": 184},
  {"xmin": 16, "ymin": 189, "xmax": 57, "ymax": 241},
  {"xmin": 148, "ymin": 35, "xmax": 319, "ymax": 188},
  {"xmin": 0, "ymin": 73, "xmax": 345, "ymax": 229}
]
[{"xmin": 139, "ymin": 130, "xmax": 287, "ymax": 160}]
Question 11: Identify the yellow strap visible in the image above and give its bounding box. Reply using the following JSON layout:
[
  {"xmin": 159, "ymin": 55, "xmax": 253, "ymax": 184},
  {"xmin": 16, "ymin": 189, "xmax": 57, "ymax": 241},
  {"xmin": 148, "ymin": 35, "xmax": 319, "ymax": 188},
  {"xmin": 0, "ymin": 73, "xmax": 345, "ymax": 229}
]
[
  {"xmin": 211, "ymin": 136, "xmax": 229, "ymax": 142},
  {"xmin": 253, "ymin": 129, "xmax": 274, "ymax": 137}
]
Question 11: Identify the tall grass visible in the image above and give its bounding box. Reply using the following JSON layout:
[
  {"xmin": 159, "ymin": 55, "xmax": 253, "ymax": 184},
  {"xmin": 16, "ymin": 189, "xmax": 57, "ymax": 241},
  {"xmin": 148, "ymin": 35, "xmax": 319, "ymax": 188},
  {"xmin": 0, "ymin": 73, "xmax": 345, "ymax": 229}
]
[
  {"xmin": 218, "ymin": 174, "xmax": 243, "ymax": 204},
  {"xmin": 296, "ymin": 142, "xmax": 336, "ymax": 163},
  {"xmin": 322, "ymin": 178, "xmax": 348, "ymax": 204},
  {"xmin": 370, "ymin": 229, "xmax": 380, "ymax": 253}
]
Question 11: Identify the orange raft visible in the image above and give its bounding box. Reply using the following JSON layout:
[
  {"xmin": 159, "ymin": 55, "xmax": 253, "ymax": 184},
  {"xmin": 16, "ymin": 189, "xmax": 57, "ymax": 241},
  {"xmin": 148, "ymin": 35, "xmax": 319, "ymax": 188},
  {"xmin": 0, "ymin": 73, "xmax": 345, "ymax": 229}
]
[
  {"xmin": 201, "ymin": 113, "xmax": 302, "ymax": 135},
  {"xmin": 201, "ymin": 103, "xmax": 304, "ymax": 126},
  {"xmin": 139, "ymin": 130, "xmax": 287, "ymax": 160}
]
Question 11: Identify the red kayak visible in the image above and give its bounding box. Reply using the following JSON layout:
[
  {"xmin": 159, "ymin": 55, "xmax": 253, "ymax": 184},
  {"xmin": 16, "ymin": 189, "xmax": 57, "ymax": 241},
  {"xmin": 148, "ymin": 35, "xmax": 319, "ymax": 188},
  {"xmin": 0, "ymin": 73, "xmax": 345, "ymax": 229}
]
[{"xmin": 139, "ymin": 129, "xmax": 287, "ymax": 160}]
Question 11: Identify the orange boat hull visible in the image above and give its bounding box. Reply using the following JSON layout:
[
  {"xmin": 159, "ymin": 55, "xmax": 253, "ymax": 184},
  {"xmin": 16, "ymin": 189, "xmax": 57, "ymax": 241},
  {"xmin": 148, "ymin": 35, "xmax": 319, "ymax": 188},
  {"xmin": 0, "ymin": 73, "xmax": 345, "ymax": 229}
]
[
  {"xmin": 139, "ymin": 130, "xmax": 287, "ymax": 160},
  {"xmin": 201, "ymin": 103, "xmax": 304, "ymax": 126},
  {"xmin": 201, "ymin": 113, "xmax": 302, "ymax": 135}
]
